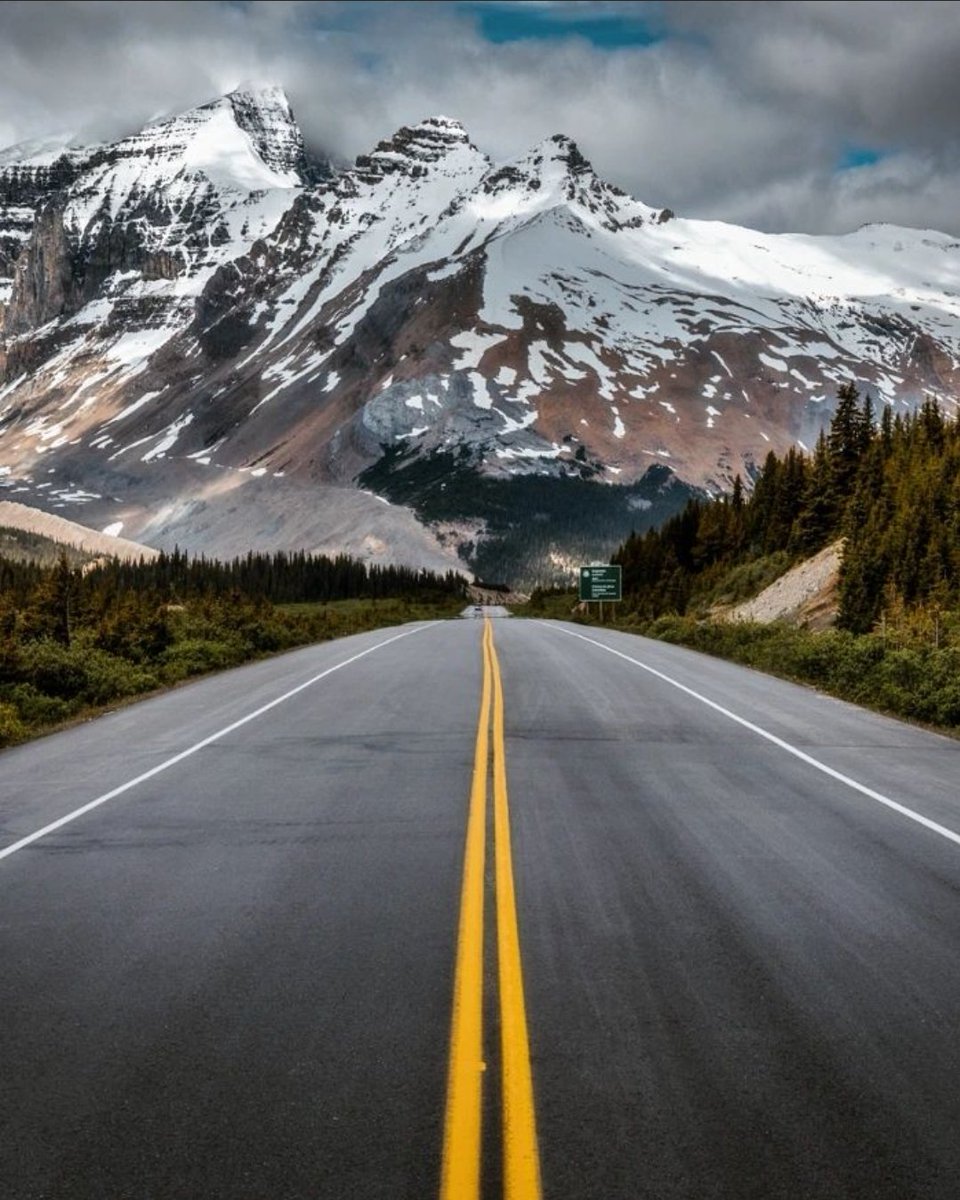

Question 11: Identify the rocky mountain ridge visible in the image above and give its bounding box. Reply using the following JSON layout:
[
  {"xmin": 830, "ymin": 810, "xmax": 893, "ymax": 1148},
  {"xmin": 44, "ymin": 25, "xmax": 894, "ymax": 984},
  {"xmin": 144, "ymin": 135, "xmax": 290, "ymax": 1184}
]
[{"xmin": 1, "ymin": 87, "xmax": 958, "ymax": 582}]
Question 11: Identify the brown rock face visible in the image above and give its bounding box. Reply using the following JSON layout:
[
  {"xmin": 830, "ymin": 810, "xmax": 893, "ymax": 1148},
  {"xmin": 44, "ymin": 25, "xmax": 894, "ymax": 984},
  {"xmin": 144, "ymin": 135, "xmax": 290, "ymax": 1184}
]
[{"xmin": 2, "ymin": 206, "xmax": 77, "ymax": 336}]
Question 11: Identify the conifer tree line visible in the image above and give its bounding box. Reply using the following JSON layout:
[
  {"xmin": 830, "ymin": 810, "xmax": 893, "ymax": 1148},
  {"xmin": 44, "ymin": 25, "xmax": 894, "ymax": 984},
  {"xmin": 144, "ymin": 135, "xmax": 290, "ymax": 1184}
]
[
  {"xmin": 0, "ymin": 546, "xmax": 466, "ymax": 632},
  {"xmin": 98, "ymin": 548, "xmax": 465, "ymax": 606},
  {"xmin": 612, "ymin": 383, "xmax": 960, "ymax": 633}
]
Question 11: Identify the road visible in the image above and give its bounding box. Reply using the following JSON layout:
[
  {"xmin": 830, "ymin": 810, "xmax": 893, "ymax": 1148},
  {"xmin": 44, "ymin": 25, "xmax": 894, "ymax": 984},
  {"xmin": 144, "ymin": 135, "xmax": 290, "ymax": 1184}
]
[{"xmin": 3, "ymin": 616, "xmax": 960, "ymax": 1199}]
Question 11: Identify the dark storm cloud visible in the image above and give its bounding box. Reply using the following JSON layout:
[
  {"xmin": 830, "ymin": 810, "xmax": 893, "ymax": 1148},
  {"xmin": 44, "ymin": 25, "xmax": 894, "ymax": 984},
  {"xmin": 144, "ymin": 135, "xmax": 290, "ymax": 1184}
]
[{"xmin": 0, "ymin": 0, "xmax": 958, "ymax": 236}]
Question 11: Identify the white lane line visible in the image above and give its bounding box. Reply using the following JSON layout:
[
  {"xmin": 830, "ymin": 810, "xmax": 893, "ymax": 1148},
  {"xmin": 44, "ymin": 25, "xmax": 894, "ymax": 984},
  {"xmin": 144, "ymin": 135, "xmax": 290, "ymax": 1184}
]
[
  {"xmin": 0, "ymin": 624, "xmax": 436, "ymax": 864},
  {"xmin": 544, "ymin": 623, "xmax": 960, "ymax": 851}
]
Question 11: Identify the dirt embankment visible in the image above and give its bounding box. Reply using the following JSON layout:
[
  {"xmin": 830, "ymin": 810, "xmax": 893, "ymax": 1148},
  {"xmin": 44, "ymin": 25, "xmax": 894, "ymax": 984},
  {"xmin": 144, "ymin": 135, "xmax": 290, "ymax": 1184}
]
[{"xmin": 725, "ymin": 541, "xmax": 843, "ymax": 630}]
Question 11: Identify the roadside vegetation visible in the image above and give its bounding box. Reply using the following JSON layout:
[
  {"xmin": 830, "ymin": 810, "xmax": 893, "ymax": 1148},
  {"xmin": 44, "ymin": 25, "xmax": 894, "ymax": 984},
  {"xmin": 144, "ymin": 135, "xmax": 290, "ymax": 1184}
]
[
  {"xmin": 0, "ymin": 545, "xmax": 465, "ymax": 747},
  {"xmin": 518, "ymin": 386, "xmax": 960, "ymax": 732}
]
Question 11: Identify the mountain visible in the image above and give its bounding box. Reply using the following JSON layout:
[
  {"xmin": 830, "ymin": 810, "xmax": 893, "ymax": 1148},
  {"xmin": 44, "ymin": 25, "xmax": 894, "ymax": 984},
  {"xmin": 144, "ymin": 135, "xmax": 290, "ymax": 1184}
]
[{"xmin": 1, "ymin": 88, "xmax": 959, "ymax": 583}]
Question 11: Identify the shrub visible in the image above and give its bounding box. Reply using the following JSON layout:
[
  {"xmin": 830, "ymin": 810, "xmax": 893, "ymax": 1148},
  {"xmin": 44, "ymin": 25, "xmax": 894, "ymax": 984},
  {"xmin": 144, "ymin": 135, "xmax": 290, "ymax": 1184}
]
[
  {"xmin": 0, "ymin": 701, "xmax": 26, "ymax": 746},
  {"xmin": 2, "ymin": 683, "xmax": 74, "ymax": 725},
  {"xmin": 160, "ymin": 638, "xmax": 245, "ymax": 681},
  {"xmin": 79, "ymin": 651, "xmax": 158, "ymax": 704},
  {"xmin": 17, "ymin": 639, "xmax": 89, "ymax": 699}
]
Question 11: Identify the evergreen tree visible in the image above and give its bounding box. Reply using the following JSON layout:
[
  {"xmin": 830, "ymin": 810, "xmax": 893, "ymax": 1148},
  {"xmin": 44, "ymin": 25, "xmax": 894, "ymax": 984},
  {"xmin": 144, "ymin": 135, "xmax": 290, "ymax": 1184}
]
[
  {"xmin": 827, "ymin": 381, "xmax": 869, "ymax": 501},
  {"xmin": 879, "ymin": 402, "xmax": 894, "ymax": 454},
  {"xmin": 792, "ymin": 431, "xmax": 836, "ymax": 554}
]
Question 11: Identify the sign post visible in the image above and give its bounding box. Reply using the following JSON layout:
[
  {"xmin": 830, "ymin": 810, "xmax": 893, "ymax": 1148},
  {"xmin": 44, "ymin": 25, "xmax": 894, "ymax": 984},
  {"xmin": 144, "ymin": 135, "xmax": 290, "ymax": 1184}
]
[{"xmin": 578, "ymin": 565, "xmax": 622, "ymax": 622}]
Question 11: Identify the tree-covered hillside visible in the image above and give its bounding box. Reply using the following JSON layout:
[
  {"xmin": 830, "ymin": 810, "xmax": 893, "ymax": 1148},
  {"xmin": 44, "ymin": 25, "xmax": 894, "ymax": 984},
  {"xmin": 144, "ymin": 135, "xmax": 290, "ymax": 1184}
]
[{"xmin": 612, "ymin": 384, "xmax": 960, "ymax": 634}]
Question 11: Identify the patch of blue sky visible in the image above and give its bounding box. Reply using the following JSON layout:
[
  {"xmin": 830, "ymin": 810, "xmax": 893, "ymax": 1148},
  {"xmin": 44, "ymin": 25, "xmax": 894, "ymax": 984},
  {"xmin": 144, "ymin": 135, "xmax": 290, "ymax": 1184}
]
[
  {"xmin": 838, "ymin": 145, "xmax": 884, "ymax": 171},
  {"xmin": 462, "ymin": 2, "xmax": 665, "ymax": 48}
]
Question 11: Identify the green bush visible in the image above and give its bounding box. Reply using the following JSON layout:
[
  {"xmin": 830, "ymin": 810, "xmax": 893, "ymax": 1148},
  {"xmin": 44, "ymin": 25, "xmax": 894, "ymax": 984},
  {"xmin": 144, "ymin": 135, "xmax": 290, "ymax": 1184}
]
[
  {"xmin": 9, "ymin": 639, "xmax": 158, "ymax": 707},
  {"xmin": 160, "ymin": 638, "xmax": 246, "ymax": 681},
  {"xmin": 1, "ymin": 683, "xmax": 75, "ymax": 726},
  {"xmin": 932, "ymin": 680, "xmax": 960, "ymax": 726},
  {"xmin": 0, "ymin": 701, "xmax": 27, "ymax": 746},
  {"xmin": 17, "ymin": 639, "xmax": 89, "ymax": 699},
  {"xmin": 79, "ymin": 651, "xmax": 158, "ymax": 704}
]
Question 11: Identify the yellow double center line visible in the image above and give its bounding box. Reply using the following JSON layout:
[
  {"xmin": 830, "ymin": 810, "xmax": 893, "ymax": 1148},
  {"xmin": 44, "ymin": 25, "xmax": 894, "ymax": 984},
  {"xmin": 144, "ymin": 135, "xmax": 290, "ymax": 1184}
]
[{"xmin": 440, "ymin": 618, "xmax": 542, "ymax": 1200}]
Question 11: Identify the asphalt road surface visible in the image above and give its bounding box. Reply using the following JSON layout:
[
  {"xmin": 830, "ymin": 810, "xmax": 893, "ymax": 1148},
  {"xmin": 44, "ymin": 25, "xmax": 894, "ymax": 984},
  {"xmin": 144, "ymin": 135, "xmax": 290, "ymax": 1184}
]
[{"xmin": 3, "ymin": 617, "xmax": 960, "ymax": 1199}]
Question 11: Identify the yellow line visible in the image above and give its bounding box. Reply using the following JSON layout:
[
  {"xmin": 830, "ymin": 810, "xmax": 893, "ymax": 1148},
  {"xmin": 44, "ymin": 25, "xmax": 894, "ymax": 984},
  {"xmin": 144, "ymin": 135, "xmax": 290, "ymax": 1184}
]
[
  {"xmin": 440, "ymin": 619, "xmax": 493, "ymax": 1200},
  {"xmin": 489, "ymin": 622, "xmax": 543, "ymax": 1200}
]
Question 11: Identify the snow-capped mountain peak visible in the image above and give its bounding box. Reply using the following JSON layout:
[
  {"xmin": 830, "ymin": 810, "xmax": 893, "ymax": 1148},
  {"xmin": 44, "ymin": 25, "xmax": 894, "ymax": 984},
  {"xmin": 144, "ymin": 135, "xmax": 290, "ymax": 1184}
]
[
  {"xmin": 220, "ymin": 85, "xmax": 313, "ymax": 184},
  {"xmin": 465, "ymin": 133, "xmax": 660, "ymax": 234},
  {"xmin": 113, "ymin": 84, "xmax": 308, "ymax": 197},
  {"xmin": 0, "ymin": 85, "xmax": 314, "ymax": 344},
  {"xmin": 532, "ymin": 132, "xmax": 591, "ymax": 171},
  {"xmin": 355, "ymin": 115, "xmax": 489, "ymax": 185}
]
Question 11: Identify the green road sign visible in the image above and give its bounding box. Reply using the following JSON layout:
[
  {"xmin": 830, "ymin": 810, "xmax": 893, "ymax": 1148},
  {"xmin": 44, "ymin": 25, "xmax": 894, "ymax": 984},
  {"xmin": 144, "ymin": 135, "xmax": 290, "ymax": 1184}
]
[{"xmin": 579, "ymin": 565, "xmax": 622, "ymax": 602}]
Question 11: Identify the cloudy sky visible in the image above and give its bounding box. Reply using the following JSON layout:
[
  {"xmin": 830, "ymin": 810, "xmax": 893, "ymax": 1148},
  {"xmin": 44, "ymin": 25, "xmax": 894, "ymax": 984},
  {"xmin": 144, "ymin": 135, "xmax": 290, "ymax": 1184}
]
[{"xmin": 1, "ymin": 0, "xmax": 958, "ymax": 236}]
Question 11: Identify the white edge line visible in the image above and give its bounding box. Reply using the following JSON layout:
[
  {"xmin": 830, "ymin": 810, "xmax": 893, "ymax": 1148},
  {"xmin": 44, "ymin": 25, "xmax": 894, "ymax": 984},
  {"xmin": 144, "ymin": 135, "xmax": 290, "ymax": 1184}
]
[
  {"xmin": 0, "ymin": 624, "xmax": 436, "ymax": 863},
  {"xmin": 542, "ymin": 622, "xmax": 960, "ymax": 851}
]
